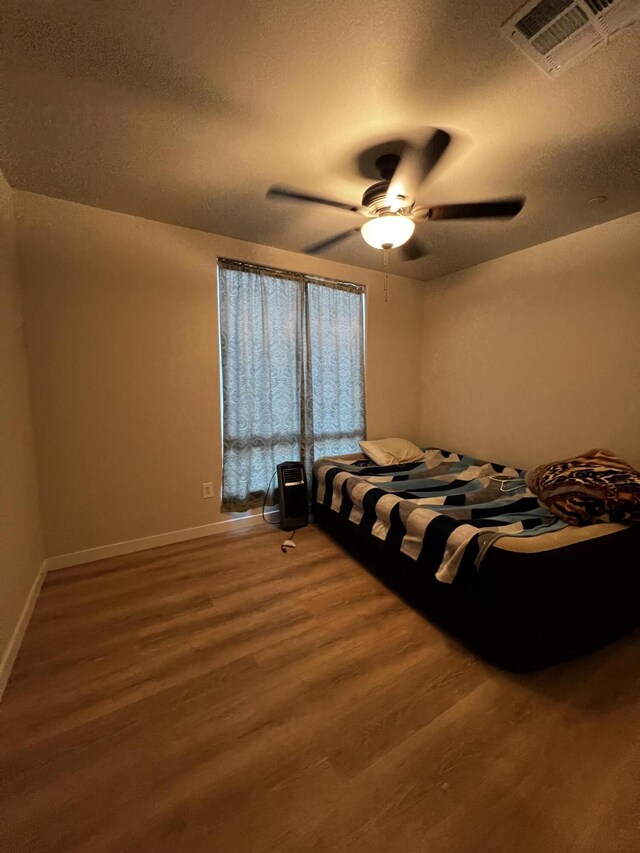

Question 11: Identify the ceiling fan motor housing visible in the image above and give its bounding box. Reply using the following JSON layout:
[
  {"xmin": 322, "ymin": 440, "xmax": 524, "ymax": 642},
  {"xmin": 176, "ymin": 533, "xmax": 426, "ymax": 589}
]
[
  {"xmin": 362, "ymin": 152, "xmax": 408, "ymax": 214},
  {"xmin": 361, "ymin": 180, "xmax": 392, "ymax": 212}
]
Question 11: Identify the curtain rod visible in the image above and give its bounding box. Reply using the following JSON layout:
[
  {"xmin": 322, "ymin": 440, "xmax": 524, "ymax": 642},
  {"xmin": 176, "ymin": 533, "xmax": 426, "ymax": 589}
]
[{"xmin": 217, "ymin": 257, "xmax": 366, "ymax": 294}]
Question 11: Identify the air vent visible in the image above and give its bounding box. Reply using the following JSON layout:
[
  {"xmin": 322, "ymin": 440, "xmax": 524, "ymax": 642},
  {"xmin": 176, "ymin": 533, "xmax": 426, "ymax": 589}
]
[
  {"xmin": 282, "ymin": 466, "xmax": 304, "ymax": 485},
  {"xmin": 502, "ymin": 0, "xmax": 640, "ymax": 75}
]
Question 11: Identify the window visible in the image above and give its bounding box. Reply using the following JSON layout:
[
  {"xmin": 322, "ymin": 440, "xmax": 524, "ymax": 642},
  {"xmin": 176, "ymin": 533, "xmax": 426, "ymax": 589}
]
[{"xmin": 218, "ymin": 259, "xmax": 366, "ymax": 512}]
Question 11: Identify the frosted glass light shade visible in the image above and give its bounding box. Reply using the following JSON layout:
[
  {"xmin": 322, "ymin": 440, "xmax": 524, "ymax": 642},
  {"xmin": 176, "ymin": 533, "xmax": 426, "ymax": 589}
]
[{"xmin": 361, "ymin": 215, "xmax": 415, "ymax": 249}]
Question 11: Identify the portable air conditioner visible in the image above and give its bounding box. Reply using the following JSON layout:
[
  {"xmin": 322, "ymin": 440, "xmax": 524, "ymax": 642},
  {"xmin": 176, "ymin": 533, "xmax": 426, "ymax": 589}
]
[{"xmin": 276, "ymin": 461, "xmax": 309, "ymax": 531}]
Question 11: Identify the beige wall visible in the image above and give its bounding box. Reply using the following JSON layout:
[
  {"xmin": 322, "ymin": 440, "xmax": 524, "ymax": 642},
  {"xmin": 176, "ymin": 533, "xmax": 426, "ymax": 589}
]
[
  {"xmin": 420, "ymin": 213, "xmax": 640, "ymax": 471},
  {"xmin": 16, "ymin": 192, "xmax": 425, "ymax": 557},
  {"xmin": 0, "ymin": 171, "xmax": 44, "ymax": 673},
  {"xmin": 12, "ymin": 190, "xmax": 640, "ymax": 563}
]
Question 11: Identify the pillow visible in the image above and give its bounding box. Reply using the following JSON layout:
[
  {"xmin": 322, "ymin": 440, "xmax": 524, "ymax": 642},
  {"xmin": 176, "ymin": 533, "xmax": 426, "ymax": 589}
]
[
  {"xmin": 525, "ymin": 449, "xmax": 640, "ymax": 526},
  {"xmin": 359, "ymin": 437, "xmax": 424, "ymax": 467}
]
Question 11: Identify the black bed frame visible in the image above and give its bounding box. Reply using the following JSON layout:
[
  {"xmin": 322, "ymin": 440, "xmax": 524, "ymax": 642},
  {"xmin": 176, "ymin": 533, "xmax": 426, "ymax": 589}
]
[{"xmin": 313, "ymin": 501, "xmax": 640, "ymax": 671}]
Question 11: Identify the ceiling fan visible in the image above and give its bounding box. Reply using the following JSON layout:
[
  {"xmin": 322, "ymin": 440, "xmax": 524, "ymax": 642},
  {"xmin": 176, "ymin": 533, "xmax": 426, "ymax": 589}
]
[{"xmin": 267, "ymin": 129, "xmax": 524, "ymax": 261}]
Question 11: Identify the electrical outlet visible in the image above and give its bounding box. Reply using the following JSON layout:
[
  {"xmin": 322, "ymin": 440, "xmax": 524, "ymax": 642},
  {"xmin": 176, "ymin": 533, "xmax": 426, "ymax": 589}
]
[{"xmin": 202, "ymin": 482, "xmax": 215, "ymax": 499}]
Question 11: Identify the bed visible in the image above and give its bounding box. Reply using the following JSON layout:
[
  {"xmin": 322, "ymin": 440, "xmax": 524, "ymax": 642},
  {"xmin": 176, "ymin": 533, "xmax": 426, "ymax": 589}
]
[{"xmin": 312, "ymin": 448, "xmax": 640, "ymax": 670}]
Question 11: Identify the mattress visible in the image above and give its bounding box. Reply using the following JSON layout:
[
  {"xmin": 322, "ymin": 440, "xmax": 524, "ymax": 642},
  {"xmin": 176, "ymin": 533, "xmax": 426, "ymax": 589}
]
[
  {"xmin": 312, "ymin": 449, "xmax": 639, "ymax": 668},
  {"xmin": 313, "ymin": 448, "xmax": 572, "ymax": 583},
  {"xmin": 492, "ymin": 520, "xmax": 627, "ymax": 551}
]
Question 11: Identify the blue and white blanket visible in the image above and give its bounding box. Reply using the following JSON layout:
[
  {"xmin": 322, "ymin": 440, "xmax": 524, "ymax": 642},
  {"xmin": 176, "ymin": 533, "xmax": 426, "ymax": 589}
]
[{"xmin": 313, "ymin": 448, "xmax": 566, "ymax": 584}]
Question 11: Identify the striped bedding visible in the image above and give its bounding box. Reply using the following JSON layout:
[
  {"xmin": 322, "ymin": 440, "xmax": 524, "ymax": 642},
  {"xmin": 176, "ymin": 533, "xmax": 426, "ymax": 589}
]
[{"xmin": 313, "ymin": 448, "xmax": 566, "ymax": 584}]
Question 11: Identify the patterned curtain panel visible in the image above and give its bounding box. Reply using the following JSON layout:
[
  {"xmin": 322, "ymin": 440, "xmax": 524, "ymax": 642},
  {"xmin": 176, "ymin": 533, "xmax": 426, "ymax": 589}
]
[
  {"xmin": 218, "ymin": 261, "xmax": 365, "ymax": 512},
  {"xmin": 304, "ymin": 282, "xmax": 366, "ymax": 469}
]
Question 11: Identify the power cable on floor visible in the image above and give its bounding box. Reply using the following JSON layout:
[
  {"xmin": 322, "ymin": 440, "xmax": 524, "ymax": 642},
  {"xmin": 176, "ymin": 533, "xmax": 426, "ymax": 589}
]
[{"xmin": 281, "ymin": 530, "xmax": 296, "ymax": 553}]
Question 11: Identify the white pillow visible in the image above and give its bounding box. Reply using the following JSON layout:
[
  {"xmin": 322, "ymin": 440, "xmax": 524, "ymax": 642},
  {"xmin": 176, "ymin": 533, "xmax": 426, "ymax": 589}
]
[{"xmin": 359, "ymin": 437, "xmax": 424, "ymax": 466}]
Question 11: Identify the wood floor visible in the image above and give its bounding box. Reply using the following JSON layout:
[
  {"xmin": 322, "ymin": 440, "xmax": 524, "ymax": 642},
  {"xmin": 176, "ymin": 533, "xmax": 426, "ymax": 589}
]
[{"xmin": 1, "ymin": 524, "xmax": 639, "ymax": 853}]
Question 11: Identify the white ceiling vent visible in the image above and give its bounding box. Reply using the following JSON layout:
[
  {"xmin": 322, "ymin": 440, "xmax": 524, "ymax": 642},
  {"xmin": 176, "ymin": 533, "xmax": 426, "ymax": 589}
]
[{"xmin": 502, "ymin": 0, "xmax": 640, "ymax": 76}]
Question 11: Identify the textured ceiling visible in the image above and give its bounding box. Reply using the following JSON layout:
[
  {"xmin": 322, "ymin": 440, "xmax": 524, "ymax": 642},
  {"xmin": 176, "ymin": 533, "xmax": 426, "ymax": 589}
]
[{"xmin": 1, "ymin": 0, "xmax": 639, "ymax": 280}]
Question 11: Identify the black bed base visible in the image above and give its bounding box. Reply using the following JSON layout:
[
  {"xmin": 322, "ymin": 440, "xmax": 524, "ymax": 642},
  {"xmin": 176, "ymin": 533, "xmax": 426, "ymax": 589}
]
[{"xmin": 313, "ymin": 502, "xmax": 640, "ymax": 672}]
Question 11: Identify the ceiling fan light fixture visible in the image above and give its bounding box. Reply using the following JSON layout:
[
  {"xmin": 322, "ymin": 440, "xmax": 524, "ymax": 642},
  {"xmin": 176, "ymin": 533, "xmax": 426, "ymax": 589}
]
[{"xmin": 361, "ymin": 214, "xmax": 415, "ymax": 250}]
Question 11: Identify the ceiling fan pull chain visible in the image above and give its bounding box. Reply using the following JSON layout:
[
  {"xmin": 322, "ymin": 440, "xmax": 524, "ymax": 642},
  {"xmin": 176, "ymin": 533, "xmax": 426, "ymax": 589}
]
[{"xmin": 383, "ymin": 248, "xmax": 389, "ymax": 303}]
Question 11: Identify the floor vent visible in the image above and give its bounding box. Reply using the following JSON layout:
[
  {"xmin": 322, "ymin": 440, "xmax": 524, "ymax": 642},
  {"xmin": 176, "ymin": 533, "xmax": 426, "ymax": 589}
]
[{"xmin": 502, "ymin": 0, "xmax": 640, "ymax": 76}]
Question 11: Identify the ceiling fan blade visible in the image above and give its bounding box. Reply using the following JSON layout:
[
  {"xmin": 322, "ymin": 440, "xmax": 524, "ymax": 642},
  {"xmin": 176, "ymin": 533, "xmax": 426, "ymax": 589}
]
[
  {"xmin": 267, "ymin": 185, "xmax": 360, "ymax": 213},
  {"xmin": 428, "ymin": 199, "xmax": 524, "ymax": 220},
  {"xmin": 303, "ymin": 227, "xmax": 361, "ymax": 255},
  {"xmin": 386, "ymin": 129, "xmax": 451, "ymax": 209},
  {"xmin": 399, "ymin": 237, "xmax": 429, "ymax": 262}
]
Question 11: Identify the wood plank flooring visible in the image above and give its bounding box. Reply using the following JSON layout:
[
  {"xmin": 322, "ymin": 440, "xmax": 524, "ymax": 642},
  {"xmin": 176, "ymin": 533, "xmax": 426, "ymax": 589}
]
[{"xmin": 1, "ymin": 523, "xmax": 639, "ymax": 853}]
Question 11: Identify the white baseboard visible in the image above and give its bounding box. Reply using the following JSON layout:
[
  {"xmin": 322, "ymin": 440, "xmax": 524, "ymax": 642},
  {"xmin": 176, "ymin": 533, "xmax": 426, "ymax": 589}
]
[
  {"xmin": 45, "ymin": 510, "xmax": 280, "ymax": 572},
  {"xmin": 0, "ymin": 560, "xmax": 47, "ymax": 701},
  {"xmin": 1, "ymin": 513, "xmax": 280, "ymax": 700}
]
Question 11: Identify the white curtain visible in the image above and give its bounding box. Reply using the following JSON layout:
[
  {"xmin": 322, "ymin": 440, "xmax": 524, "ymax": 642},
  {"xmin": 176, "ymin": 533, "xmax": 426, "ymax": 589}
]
[
  {"xmin": 218, "ymin": 261, "xmax": 365, "ymax": 511},
  {"xmin": 305, "ymin": 281, "xmax": 366, "ymax": 463}
]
